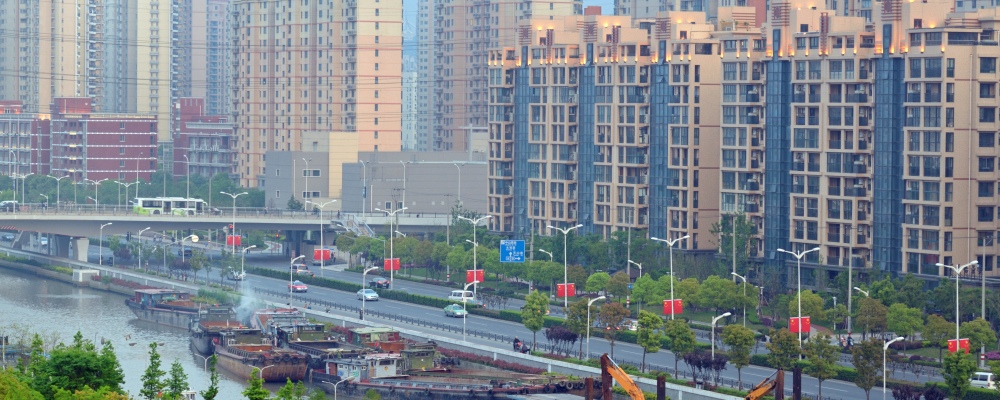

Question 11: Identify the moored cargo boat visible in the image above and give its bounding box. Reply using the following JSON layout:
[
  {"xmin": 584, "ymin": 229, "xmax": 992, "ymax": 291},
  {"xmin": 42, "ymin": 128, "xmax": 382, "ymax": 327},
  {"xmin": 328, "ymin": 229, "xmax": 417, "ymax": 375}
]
[
  {"xmin": 189, "ymin": 307, "xmax": 256, "ymax": 355},
  {"xmin": 214, "ymin": 335, "xmax": 309, "ymax": 382},
  {"xmin": 125, "ymin": 289, "xmax": 202, "ymax": 329}
]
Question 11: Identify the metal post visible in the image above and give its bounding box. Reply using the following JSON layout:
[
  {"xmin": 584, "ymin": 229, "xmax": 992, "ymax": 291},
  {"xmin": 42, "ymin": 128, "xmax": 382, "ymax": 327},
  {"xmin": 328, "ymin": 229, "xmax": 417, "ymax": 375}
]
[
  {"xmin": 778, "ymin": 247, "xmax": 821, "ymax": 351},
  {"xmin": 548, "ymin": 224, "xmax": 583, "ymax": 308},
  {"xmin": 587, "ymin": 296, "xmax": 605, "ymax": 359},
  {"xmin": 99, "ymin": 223, "xmax": 112, "ymax": 265},
  {"xmin": 221, "ymin": 191, "xmax": 248, "ymax": 255},
  {"xmin": 937, "ymin": 260, "xmax": 978, "ymax": 341},
  {"xmin": 711, "ymin": 312, "xmax": 732, "ymax": 360},
  {"xmin": 651, "ymin": 235, "xmax": 690, "ymax": 319},
  {"xmin": 732, "ymin": 272, "xmax": 748, "ymax": 327},
  {"xmin": 362, "ymin": 267, "xmax": 379, "ymax": 320},
  {"xmin": 376, "ymin": 207, "xmax": 408, "ymax": 289},
  {"xmin": 138, "ymin": 227, "xmax": 151, "ymax": 270},
  {"xmin": 183, "ymin": 154, "xmax": 190, "ymax": 199},
  {"xmin": 459, "ymin": 215, "xmax": 491, "ymax": 297},
  {"xmin": 290, "ymin": 255, "xmax": 305, "ymax": 304},
  {"xmin": 883, "ymin": 337, "xmax": 903, "ymax": 400},
  {"xmin": 308, "ymin": 200, "xmax": 337, "ymax": 278},
  {"xmin": 463, "ymin": 280, "xmax": 479, "ymax": 341}
]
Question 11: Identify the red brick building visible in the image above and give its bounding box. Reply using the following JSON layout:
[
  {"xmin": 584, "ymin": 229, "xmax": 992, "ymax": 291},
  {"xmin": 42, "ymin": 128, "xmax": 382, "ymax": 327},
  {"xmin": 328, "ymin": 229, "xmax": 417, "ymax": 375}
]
[
  {"xmin": 50, "ymin": 98, "xmax": 158, "ymax": 182},
  {"xmin": 172, "ymin": 98, "xmax": 236, "ymax": 179},
  {"xmin": 0, "ymin": 100, "xmax": 51, "ymax": 177}
]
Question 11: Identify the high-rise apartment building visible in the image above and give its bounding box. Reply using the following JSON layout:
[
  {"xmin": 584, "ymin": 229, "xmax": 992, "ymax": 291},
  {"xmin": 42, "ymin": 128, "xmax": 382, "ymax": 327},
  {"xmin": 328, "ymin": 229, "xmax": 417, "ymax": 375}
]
[
  {"xmin": 231, "ymin": 0, "xmax": 403, "ymax": 188},
  {"xmin": 491, "ymin": 0, "xmax": 1000, "ymax": 281},
  {"xmin": 418, "ymin": 0, "xmax": 581, "ymax": 154},
  {"xmin": 403, "ymin": 72, "xmax": 420, "ymax": 150},
  {"xmin": 197, "ymin": 0, "xmax": 234, "ymax": 116}
]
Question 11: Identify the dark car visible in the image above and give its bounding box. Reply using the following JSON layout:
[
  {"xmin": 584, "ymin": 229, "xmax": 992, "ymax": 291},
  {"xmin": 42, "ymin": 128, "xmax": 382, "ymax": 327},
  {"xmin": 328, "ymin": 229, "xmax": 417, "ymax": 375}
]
[
  {"xmin": 0, "ymin": 201, "xmax": 19, "ymax": 212},
  {"xmin": 177, "ymin": 249, "xmax": 193, "ymax": 257},
  {"xmin": 368, "ymin": 278, "xmax": 390, "ymax": 289}
]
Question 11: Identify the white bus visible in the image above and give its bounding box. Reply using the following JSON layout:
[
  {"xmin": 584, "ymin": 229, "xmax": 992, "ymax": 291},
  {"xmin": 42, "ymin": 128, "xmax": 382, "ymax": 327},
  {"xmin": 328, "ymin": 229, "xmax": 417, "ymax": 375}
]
[{"xmin": 132, "ymin": 197, "xmax": 207, "ymax": 215}]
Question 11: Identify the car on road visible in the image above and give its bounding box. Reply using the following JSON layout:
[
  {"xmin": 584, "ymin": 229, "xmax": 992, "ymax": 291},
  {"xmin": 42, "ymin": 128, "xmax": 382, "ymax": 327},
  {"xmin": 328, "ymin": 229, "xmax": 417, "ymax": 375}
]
[
  {"xmin": 972, "ymin": 372, "xmax": 996, "ymax": 389},
  {"xmin": 368, "ymin": 278, "xmax": 390, "ymax": 288},
  {"xmin": 447, "ymin": 290, "xmax": 476, "ymax": 303},
  {"xmin": 357, "ymin": 288, "xmax": 379, "ymax": 301},
  {"xmin": 0, "ymin": 201, "xmax": 19, "ymax": 212},
  {"xmin": 443, "ymin": 304, "xmax": 468, "ymax": 318},
  {"xmin": 312, "ymin": 257, "xmax": 334, "ymax": 266},
  {"xmin": 227, "ymin": 268, "xmax": 245, "ymax": 281},
  {"xmin": 288, "ymin": 280, "xmax": 308, "ymax": 292},
  {"xmin": 177, "ymin": 249, "xmax": 193, "ymax": 257},
  {"xmin": 291, "ymin": 263, "xmax": 308, "ymax": 270},
  {"xmin": 295, "ymin": 269, "xmax": 315, "ymax": 277},
  {"xmin": 1, "ymin": 233, "xmax": 14, "ymax": 242}
]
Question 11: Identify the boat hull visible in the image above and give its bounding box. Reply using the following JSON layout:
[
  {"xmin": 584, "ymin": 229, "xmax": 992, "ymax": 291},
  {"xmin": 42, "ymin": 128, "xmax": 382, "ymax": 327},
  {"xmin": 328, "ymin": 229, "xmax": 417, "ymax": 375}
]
[
  {"xmin": 215, "ymin": 345, "xmax": 308, "ymax": 382},
  {"xmin": 189, "ymin": 330, "xmax": 215, "ymax": 355},
  {"xmin": 125, "ymin": 299, "xmax": 198, "ymax": 330}
]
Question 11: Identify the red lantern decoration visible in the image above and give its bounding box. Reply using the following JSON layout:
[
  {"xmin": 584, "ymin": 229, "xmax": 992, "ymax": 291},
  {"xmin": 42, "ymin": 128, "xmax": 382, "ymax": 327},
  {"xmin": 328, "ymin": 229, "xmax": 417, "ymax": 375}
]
[
  {"xmin": 226, "ymin": 235, "xmax": 242, "ymax": 246},
  {"xmin": 948, "ymin": 338, "xmax": 971, "ymax": 353},
  {"xmin": 663, "ymin": 299, "xmax": 683, "ymax": 315},
  {"xmin": 465, "ymin": 269, "xmax": 485, "ymax": 283},
  {"xmin": 383, "ymin": 258, "xmax": 400, "ymax": 271},
  {"xmin": 789, "ymin": 317, "xmax": 811, "ymax": 333},
  {"xmin": 556, "ymin": 283, "xmax": 576, "ymax": 297}
]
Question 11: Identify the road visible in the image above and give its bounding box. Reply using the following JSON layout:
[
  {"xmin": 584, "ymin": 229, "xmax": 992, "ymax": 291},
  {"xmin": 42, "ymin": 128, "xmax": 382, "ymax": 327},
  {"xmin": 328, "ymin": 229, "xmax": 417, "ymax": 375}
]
[{"xmin": 85, "ymin": 241, "xmax": 937, "ymax": 399}]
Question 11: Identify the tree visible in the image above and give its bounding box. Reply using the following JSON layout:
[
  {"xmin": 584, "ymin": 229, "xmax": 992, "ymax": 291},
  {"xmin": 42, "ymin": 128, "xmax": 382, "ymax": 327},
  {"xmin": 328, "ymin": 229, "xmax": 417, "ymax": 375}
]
[
  {"xmin": 803, "ymin": 333, "xmax": 839, "ymax": 399},
  {"xmin": 606, "ymin": 271, "xmax": 631, "ymax": 300},
  {"xmin": 163, "ymin": 360, "xmax": 189, "ymax": 400},
  {"xmin": 765, "ymin": 329, "xmax": 800, "ymax": 371},
  {"xmin": 894, "ymin": 274, "xmax": 928, "ymax": 311},
  {"xmin": 0, "ymin": 370, "xmax": 44, "ymax": 400},
  {"xmin": 242, "ymin": 368, "xmax": 271, "ymax": 400},
  {"xmin": 827, "ymin": 304, "xmax": 849, "ymax": 330},
  {"xmin": 850, "ymin": 339, "xmax": 882, "ymax": 400},
  {"xmin": 567, "ymin": 265, "xmax": 588, "ymax": 289},
  {"xmin": 855, "ymin": 297, "xmax": 889, "ymax": 339},
  {"xmin": 564, "ymin": 299, "xmax": 591, "ymax": 359},
  {"xmin": 597, "ymin": 302, "xmax": 630, "ymax": 358},
  {"xmin": 138, "ymin": 343, "xmax": 166, "ymax": 400},
  {"xmin": 363, "ymin": 389, "xmax": 382, "ymax": 400},
  {"xmin": 961, "ymin": 317, "xmax": 998, "ymax": 353},
  {"xmin": 886, "ymin": 303, "xmax": 923, "ymax": 350},
  {"xmin": 786, "ymin": 290, "xmax": 826, "ymax": 323},
  {"xmin": 631, "ymin": 275, "xmax": 658, "ymax": 306},
  {"xmin": 924, "ymin": 314, "xmax": 955, "ymax": 362},
  {"xmin": 698, "ymin": 275, "xmax": 739, "ymax": 313},
  {"xmin": 287, "ymin": 195, "xmax": 303, "ymax": 210},
  {"xmin": 721, "ymin": 324, "xmax": 755, "ymax": 388},
  {"xmin": 675, "ymin": 278, "xmax": 701, "ymax": 310},
  {"xmin": 868, "ymin": 278, "xmax": 898, "ymax": 307},
  {"xmin": 200, "ymin": 355, "xmax": 219, "ymax": 400},
  {"xmin": 585, "ymin": 272, "xmax": 610, "ymax": 294},
  {"xmin": 274, "ymin": 379, "xmax": 307, "ymax": 400},
  {"xmin": 663, "ymin": 319, "xmax": 696, "ymax": 373},
  {"xmin": 636, "ymin": 310, "xmax": 663, "ymax": 372},
  {"xmin": 942, "ymin": 351, "xmax": 977, "ymax": 400},
  {"xmin": 521, "ymin": 289, "xmax": 549, "ymax": 348}
]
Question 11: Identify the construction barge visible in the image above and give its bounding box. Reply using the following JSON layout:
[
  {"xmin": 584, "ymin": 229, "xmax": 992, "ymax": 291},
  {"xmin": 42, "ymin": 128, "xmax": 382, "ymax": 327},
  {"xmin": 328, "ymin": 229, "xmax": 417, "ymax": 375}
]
[{"xmin": 126, "ymin": 288, "xmax": 204, "ymax": 330}]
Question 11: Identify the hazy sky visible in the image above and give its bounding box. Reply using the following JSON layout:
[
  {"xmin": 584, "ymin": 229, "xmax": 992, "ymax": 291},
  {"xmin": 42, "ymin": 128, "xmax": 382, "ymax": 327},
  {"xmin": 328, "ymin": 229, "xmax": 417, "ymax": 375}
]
[{"xmin": 586, "ymin": 0, "xmax": 616, "ymax": 13}]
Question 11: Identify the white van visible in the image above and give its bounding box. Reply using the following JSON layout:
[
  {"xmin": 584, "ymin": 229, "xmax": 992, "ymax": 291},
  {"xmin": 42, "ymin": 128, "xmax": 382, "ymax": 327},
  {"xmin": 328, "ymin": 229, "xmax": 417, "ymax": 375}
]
[
  {"xmin": 972, "ymin": 372, "xmax": 996, "ymax": 389},
  {"xmin": 448, "ymin": 290, "xmax": 476, "ymax": 303}
]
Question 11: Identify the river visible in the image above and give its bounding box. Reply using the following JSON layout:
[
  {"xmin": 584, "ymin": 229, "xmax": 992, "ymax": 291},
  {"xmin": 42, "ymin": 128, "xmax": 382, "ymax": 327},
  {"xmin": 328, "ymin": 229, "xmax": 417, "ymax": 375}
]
[{"xmin": 0, "ymin": 267, "xmax": 290, "ymax": 399}]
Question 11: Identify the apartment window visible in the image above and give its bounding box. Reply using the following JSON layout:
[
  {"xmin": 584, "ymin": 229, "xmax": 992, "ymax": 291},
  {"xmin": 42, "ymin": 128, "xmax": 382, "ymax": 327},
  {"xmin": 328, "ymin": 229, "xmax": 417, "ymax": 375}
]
[
  {"xmin": 302, "ymin": 169, "xmax": 321, "ymax": 177},
  {"xmin": 981, "ymin": 107, "xmax": 996, "ymax": 123},
  {"xmin": 925, "ymin": 58, "xmax": 942, "ymax": 78},
  {"xmin": 275, "ymin": 190, "xmax": 281, "ymax": 198},
  {"xmin": 910, "ymin": 58, "xmax": 922, "ymax": 78},
  {"xmin": 979, "ymin": 206, "xmax": 995, "ymax": 222},
  {"xmin": 946, "ymin": 132, "xmax": 954, "ymax": 152},
  {"xmin": 276, "ymin": 168, "xmax": 280, "ymax": 176},
  {"xmin": 980, "ymin": 182, "xmax": 995, "ymax": 197},
  {"xmin": 120, "ymin": 148, "xmax": 125, "ymax": 155},
  {"xmin": 980, "ymin": 157, "xmax": 996, "ymax": 172},
  {"xmin": 982, "ymin": 83, "xmax": 997, "ymax": 99},
  {"xmin": 983, "ymin": 57, "xmax": 997, "ymax": 73},
  {"xmin": 120, "ymin": 135, "xmax": 126, "ymax": 142},
  {"xmin": 947, "ymin": 58, "xmax": 955, "ymax": 77}
]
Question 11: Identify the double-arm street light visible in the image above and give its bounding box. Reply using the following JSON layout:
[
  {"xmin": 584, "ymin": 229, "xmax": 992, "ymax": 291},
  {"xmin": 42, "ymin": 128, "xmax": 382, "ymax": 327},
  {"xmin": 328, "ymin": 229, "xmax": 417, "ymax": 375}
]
[
  {"xmin": 883, "ymin": 337, "xmax": 904, "ymax": 400},
  {"xmin": 47, "ymin": 175, "xmax": 68, "ymax": 211},
  {"xmin": 458, "ymin": 215, "xmax": 491, "ymax": 297},
  {"xmin": 137, "ymin": 227, "xmax": 151, "ymax": 270},
  {"xmin": 777, "ymin": 247, "xmax": 821, "ymax": 350},
  {"xmin": 375, "ymin": 207, "xmax": 408, "ymax": 289},
  {"xmin": 935, "ymin": 260, "xmax": 979, "ymax": 342},
  {"xmin": 361, "ymin": 267, "xmax": 379, "ymax": 320},
  {"xmin": 711, "ymin": 312, "xmax": 732, "ymax": 360},
  {"xmin": 548, "ymin": 224, "xmax": 583, "ymax": 308},
  {"xmin": 462, "ymin": 280, "xmax": 480, "ymax": 341},
  {"xmin": 322, "ymin": 377, "xmax": 355, "ymax": 400},
  {"xmin": 289, "ymin": 255, "xmax": 306, "ymax": 304},
  {"xmin": 307, "ymin": 200, "xmax": 338, "ymax": 278},
  {"xmin": 179, "ymin": 234, "xmax": 199, "ymax": 263},
  {"xmin": 99, "ymin": 223, "xmax": 112, "ymax": 265},
  {"xmin": 586, "ymin": 296, "xmax": 606, "ymax": 358},
  {"xmin": 731, "ymin": 272, "xmax": 748, "ymax": 327},
  {"xmin": 650, "ymin": 235, "xmax": 690, "ymax": 319},
  {"xmin": 220, "ymin": 191, "xmax": 249, "ymax": 254}
]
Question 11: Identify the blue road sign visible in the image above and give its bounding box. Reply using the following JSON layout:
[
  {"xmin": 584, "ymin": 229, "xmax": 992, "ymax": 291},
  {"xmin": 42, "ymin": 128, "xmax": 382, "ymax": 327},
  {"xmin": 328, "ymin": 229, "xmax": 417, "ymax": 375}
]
[{"xmin": 499, "ymin": 240, "xmax": 526, "ymax": 263}]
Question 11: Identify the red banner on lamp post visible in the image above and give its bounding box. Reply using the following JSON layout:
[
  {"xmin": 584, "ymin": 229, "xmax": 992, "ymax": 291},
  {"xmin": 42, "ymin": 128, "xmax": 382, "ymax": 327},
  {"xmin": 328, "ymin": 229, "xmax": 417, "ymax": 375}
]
[
  {"xmin": 948, "ymin": 338, "xmax": 971, "ymax": 353},
  {"xmin": 789, "ymin": 317, "xmax": 811, "ymax": 333},
  {"xmin": 466, "ymin": 269, "xmax": 484, "ymax": 283},
  {"xmin": 226, "ymin": 235, "xmax": 242, "ymax": 246},
  {"xmin": 383, "ymin": 258, "xmax": 400, "ymax": 271},
  {"xmin": 663, "ymin": 299, "xmax": 683, "ymax": 316},
  {"xmin": 556, "ymin": 283, "xmax": 576, "ymax": 297},
  {"xmin": 313, "ymin": 248, "xmax": 331, "ymax": 261}
]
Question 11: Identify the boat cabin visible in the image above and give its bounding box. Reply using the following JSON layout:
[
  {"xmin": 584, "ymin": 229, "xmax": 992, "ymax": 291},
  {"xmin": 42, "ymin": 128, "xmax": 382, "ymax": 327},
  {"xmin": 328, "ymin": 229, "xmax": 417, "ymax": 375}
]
[
  {"xmin": 348, "ymin": 327, "xmax": 403, "ymax": 351},
  {"xmin": 400, "ymin": 343, "xmax": 437, "ymax": 371},
  {"xmin": 132, "ymin": 289, "xmax": 191, "ymax": 307},
  {"xmin": 325, "ymin": 353, "xmax": 404, "ymax": 381}
]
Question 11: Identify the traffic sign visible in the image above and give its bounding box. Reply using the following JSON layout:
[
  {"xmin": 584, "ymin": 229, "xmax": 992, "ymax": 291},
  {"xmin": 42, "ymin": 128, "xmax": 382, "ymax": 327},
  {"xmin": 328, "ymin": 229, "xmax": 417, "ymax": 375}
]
[{"xmin": 499, "ymin": 240, "xmax": 525, "ymax": 263}]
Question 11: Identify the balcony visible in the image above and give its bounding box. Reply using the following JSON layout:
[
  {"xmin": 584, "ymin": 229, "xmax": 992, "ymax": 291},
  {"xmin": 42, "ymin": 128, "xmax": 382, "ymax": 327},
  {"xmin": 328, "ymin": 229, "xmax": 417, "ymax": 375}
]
[
  {"xmin": 744, "ymin": 203, "xmax": 760, "ymax": 213},
  {"xmin": 845, "ymin": 187, "xmax": 867, "ymax": 197},
  {"xmin": 828, "ymin": 186, "xmax": 841, "ymax": 196},
  {"xmin": 857, "ymin": 210, "xmax": 867, "ymax": 220},
  {"xmin": 851, "ymin": 163, "xmax": 867, "ymax": 174}
]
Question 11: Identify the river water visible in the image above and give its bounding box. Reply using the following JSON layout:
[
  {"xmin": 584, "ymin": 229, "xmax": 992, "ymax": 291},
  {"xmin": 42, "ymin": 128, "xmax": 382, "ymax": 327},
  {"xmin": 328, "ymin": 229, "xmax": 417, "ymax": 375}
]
[{"xmin": 0, "ymin": 267, "xmax": 288, "ymax": 399}]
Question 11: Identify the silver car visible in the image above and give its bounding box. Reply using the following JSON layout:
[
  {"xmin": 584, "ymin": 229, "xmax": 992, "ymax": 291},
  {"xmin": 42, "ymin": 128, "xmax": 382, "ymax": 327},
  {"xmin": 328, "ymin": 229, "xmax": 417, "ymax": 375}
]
[{"xmin": 357, "ymin": 289, "xmax": 379, "ymax": 301}]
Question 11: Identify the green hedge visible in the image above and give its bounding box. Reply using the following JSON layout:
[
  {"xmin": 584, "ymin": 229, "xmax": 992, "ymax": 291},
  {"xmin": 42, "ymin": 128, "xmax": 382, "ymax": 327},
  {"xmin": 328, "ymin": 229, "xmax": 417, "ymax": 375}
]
[{"xmin": 966, "ymin": 388, "xmax": 1000, "ymax": 400}]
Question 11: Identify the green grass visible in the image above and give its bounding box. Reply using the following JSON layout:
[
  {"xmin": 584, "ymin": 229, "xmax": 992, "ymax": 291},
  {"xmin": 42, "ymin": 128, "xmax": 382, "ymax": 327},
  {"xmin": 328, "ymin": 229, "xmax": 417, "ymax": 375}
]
[{"xmin": 906, "ymin": 346, "xmax": 945, "ymax": 361}]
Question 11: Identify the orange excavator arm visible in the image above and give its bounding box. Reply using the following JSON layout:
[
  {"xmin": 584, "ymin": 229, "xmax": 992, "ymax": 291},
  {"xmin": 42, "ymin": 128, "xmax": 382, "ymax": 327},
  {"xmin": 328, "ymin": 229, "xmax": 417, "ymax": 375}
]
[
  {"xmin": 745, "ymin": 369, "xmax": 784, "ymax": 400},
  {"xmin": 600, "ymin": 354, "xmax": 645, "ymax": 400}
]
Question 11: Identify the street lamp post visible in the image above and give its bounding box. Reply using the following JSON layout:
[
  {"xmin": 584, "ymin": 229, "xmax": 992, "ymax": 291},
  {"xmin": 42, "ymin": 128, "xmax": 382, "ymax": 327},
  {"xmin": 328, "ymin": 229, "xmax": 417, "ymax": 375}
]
[
  {"xmin": 241, "ymin": 245, "xmax": 257, "ymax": 279},
  {"xmin": 936, "ymin": 260, "xmax": 979, "ymax": 342},
  {"xmin": 586, "ymin": 296, "xmax": 606, "ymax": 359},
  {"xmin": 399, "ymin": 160, "xmax": 407, "ymax": 212},
  {"xmin": 375, "ymin": 207, "xmax": 408, "ymax": 289},
  {"xmin": 137, "ymin": 227, "xmax": 151, "ymax": 271},
  {"xmin": 650, "ymin": 235, "xmax": 691, "ymax": 319},
  {"xmin": 48, "ymin": 175, "xmax": 68, "ymax": 211},
  {"xmin": 88, "ymin": 196, "xmax": 99, "ymax": 208},
  {"xmin": 361, "ymin": 267, "xmax": 379, "ymax": 320},
  {"xmin": 547, "ymin": 224, "xmax": 583, "ymax": 308},
  {"xmin": 323, "ymin": 377, "xmax": 355, "ymax": 400},
  {"xmin": 289, "ymin": 255, "xmax": 305, "ymax": 304},
  {"xmin": 462, "ymin": 281, "xmax": 479, "ymax": 341},
  {"xmin": 220, "ymin": 191, "xmax": 248, "ymax": 254},
  {"xmin": 711, "ymin": 312, "xmax": 733, "ymax": 360},
  {"xmin": 538, "ymin": 249, "xmax": 554, "ymax": 261},
  {"xmin": 99, "ymin": 223, "xmax": 112, "ymax": 265},
  {"xmin": 307, "ymin": 200, "xmax": 338, "ymax": 278},
  {"xmin": 179, "ymin": 234, "xmax": 199, "ymax": 263},
  {"xmin": 883, "ymin": 337, "xmax": 904, "ymax": 400},
  {"xmin": 359, "ymin": 160, "xmax": 367, "ymax": 215},
  {"xmin": 453, "ymin": 163, "xmax": 464, "ymax": 206},
  {"xmin": 39, "ymin": 194, "xmax": 47, "ymax": 209},
  {"xmin": 628, "ymin": 260, "xmax": 642, "ymax": 280},
  {"xmin": 182, "ymin": 154, "xmax": 190, "ymax": 199},
  {"xmin": 777, "ymin": 247, "xmax": 821, "ymax": 350},
  {"xmin": 854, "ymin": 287, "xmax": 869, "ymax": 297},
  {"xmin": 192, "ymin": 353, "xmax": 210, "ymax": 370},
  {"xmin": 302, "ymin": 158, "xmax": 311, "ymax": 203},
  {"xmin": 731, "ymin": 272, "xmax": 748, "ymax": 327},
  {"xmin": 458, "ymin": 215, "xmax": 491, "ymax": 297},
  {"xmin": 258, "ymin": 365, "xmax": 274, "ymax": 380}
]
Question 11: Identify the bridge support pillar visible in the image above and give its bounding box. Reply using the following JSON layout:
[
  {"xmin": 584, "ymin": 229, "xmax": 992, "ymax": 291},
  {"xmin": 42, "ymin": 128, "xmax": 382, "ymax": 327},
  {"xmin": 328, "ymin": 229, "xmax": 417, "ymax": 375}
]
[
  {"xmin": 70, "ymin": 237, "xmax": 89, "ymax": 262},
  {"xmin": 284, "ymin": 230, "xmax": 306, "ymax": 258},
  {"xmin": 48, "ymin": 234, "xmax": 74, "ymax": 259}
]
